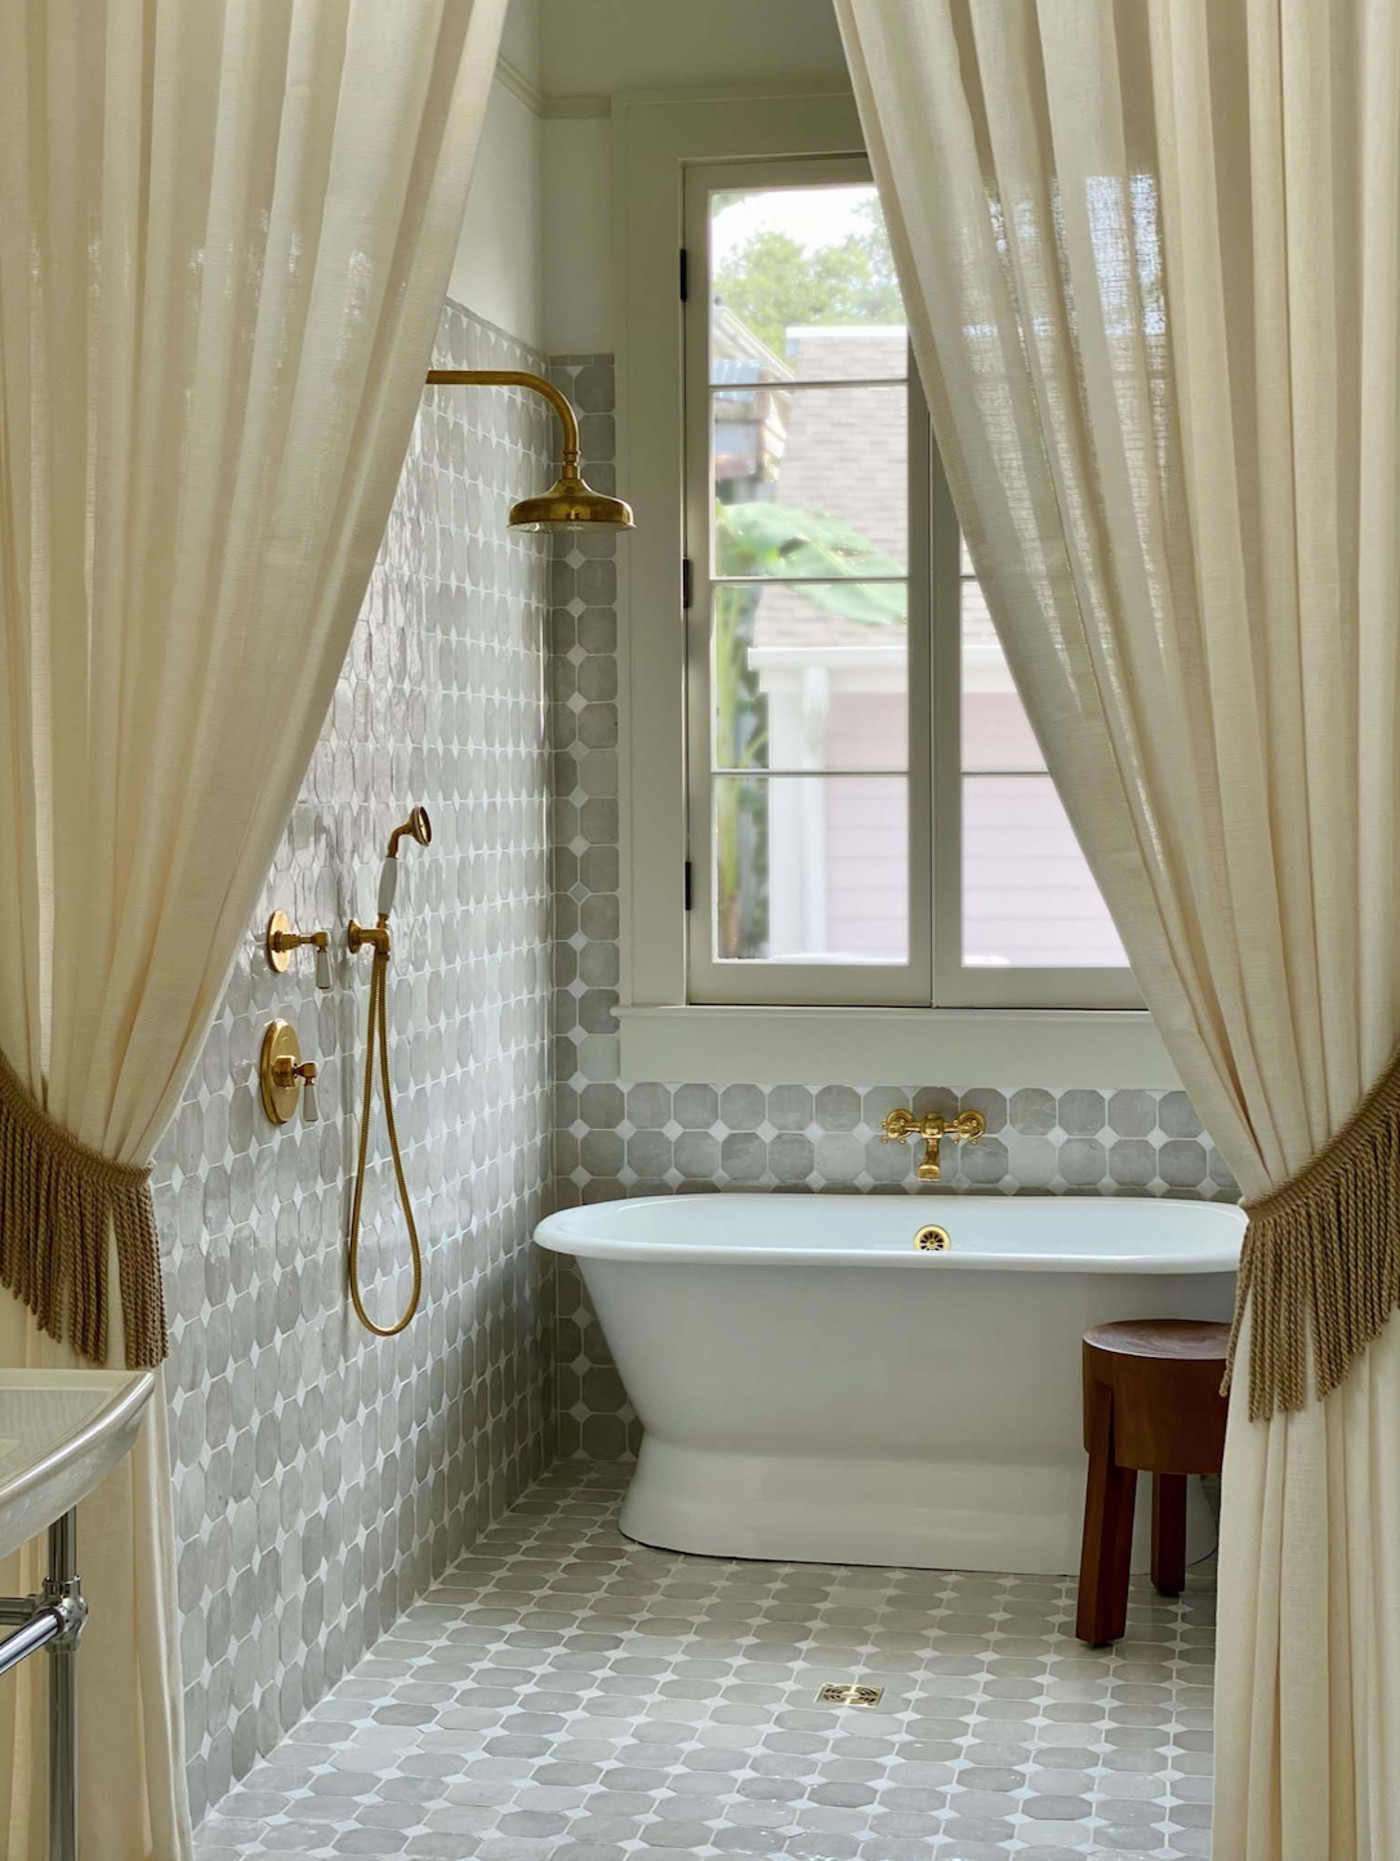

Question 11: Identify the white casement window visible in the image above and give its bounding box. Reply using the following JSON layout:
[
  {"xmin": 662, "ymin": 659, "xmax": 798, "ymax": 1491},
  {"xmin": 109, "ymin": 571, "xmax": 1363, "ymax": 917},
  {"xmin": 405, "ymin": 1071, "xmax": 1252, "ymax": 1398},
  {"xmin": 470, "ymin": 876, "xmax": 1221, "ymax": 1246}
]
[
  {"xmin": 617, "ymin": 93, "xmax": 1165, "ymax": 1083},
  {"xmin": 684, "ymin": 152, "xmax": 1134, "ymax": 1010}
]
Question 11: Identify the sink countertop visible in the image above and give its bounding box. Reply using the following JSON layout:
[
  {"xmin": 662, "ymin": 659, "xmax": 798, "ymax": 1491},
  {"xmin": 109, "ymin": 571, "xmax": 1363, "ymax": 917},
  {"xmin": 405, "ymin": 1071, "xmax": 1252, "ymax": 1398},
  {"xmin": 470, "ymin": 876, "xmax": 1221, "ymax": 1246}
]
[{"xmin": 0, "ymin": 1370, "xmax": 156, "ymax": 1563}]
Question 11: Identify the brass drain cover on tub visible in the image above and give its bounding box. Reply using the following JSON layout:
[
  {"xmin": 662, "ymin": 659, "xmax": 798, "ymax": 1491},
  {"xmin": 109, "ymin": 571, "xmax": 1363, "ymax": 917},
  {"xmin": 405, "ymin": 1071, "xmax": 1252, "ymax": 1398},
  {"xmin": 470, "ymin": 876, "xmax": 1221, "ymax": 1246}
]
[
  {"xmin": 816, "ymin": 1682, "xmax": 885, "ymax": 1708},
  {"xmin": 913, "ymin": 1223, "xmax": 951, "ymax": 1252}
]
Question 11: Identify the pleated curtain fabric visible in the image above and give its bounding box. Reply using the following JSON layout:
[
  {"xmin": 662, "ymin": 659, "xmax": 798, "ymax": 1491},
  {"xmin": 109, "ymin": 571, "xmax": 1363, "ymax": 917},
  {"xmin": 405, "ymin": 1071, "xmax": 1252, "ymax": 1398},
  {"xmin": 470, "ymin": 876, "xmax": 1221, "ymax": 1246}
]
[
  {"xmin": 0, "ymin": 1, "xmax": 505, "ymax": 1852},
  {"xmin": 833, "ymin": 2, "xmax": 1400, "ymax": 1855}
]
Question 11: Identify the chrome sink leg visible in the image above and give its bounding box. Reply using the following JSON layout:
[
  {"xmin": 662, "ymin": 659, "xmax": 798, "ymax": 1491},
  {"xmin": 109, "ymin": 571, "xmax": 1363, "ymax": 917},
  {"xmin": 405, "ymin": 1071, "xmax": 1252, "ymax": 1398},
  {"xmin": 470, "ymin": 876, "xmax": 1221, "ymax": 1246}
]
[
  {"xmin": 43, "ymin": 1509, "xmax": 85, "ymax": 1861},
  {"xmin": 0, "ymin": 1507, "xmax": 88, "ymax": 1859}
]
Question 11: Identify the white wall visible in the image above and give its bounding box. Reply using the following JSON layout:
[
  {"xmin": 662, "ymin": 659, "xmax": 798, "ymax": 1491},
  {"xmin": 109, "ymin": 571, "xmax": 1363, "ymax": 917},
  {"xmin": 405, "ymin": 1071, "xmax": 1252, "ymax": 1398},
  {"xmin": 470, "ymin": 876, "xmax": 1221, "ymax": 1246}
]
[
  {"xmin": 449, "ymin": 0, "xmax": 544, "ymax": 348},
  {"xmin": 542, "ymin": 116, "xmax": 612, "ymax": 354}
]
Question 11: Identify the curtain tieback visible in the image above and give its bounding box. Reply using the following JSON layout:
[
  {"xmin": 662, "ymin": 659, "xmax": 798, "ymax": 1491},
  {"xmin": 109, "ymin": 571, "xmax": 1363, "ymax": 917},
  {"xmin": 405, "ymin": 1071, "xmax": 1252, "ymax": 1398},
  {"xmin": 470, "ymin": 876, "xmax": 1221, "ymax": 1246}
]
[
  {"xmin": 1228, "ymin": 1048, "xmax": 1400, "ymax": 1419},
  {"xmin": 0, "ymin": 1045, "xmax": 167, "ymax": 1369}
]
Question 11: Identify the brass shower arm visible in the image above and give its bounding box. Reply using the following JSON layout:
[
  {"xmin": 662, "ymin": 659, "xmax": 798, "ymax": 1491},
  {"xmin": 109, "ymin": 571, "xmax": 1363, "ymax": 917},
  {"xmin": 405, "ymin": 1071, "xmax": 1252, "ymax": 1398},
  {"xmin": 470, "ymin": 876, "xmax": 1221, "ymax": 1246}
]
[
  {"xmin": 426, "ymin": 366, "xmax": 631, "ymax": 535},
  {"xmin": 425, "ymin": 369, "xmax": 581, "ymax": 466}
]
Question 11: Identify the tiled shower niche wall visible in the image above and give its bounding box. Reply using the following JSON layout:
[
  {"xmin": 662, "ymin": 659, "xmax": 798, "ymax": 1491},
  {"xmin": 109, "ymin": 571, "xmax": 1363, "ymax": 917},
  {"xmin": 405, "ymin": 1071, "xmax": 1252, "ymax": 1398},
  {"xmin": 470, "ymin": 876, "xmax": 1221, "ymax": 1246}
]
[
  {"xmin": 154, "ymin": 302, "xmax": 556, "ymax": 1823},
  {"xmin": 547, "ymin": 354, "xmax": 1241, "ymax": 1461}
]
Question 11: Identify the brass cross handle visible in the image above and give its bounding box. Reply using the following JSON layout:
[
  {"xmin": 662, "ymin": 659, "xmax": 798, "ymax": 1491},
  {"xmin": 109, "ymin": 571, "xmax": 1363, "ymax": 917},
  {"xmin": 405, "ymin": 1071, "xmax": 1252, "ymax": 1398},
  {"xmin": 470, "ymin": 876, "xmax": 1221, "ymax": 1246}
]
[
  {"xmin": 880, "ymin": 1107, "xmax": 986, "ymax": 1143},
  {"xmin": 880, "ymin": 1106, "xmax": 986, "ymax": 1181}
]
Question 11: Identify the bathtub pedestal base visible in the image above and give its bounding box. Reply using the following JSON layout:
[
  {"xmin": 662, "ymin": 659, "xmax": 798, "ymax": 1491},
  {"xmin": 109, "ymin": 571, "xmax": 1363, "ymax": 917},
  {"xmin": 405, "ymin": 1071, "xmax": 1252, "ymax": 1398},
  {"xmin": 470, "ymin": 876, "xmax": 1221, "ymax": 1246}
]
[{"xmin": 621, "ymin": 1438, "xmax": 1217, "ymax": 1577}]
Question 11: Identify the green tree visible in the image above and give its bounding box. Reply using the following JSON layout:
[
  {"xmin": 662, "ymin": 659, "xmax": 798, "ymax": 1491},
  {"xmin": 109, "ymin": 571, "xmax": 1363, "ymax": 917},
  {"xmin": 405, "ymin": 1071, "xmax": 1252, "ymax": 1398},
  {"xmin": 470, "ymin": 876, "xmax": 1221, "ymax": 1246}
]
[{"xmin": 712, "ymin": 199, "xmax": 903, "ymax": 355}]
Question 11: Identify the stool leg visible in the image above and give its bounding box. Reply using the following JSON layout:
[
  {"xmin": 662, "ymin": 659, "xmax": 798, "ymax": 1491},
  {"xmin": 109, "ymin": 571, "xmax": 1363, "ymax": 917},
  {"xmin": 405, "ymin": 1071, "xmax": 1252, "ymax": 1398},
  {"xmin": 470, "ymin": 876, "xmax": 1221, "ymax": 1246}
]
[
  {"xmin": 1077, "ymin": 1380, "xmax": 1137, "ymax": 1645},
  {"xmin": 1151, "ymin": 1473, "xmax": 1188, "ymax": 1596}
]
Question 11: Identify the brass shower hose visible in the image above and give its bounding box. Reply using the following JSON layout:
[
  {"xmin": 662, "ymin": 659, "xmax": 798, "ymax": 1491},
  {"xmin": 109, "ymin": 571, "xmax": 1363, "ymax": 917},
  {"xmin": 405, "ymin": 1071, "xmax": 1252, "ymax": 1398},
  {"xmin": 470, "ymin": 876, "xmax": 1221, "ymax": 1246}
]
[{"xmin": 347, "ymin": 936, "xmax": 423, "ymax": 1337}]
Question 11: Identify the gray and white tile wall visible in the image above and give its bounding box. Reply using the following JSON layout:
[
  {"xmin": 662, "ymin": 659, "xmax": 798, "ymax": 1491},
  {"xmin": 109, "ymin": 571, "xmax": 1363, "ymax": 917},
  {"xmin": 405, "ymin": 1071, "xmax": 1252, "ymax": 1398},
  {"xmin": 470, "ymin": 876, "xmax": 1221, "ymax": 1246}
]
[
  {"xmin": 545, "ymin": 354, "xmax": 1241, "ymax": 1461},
  {"xmin": 154, "ymin": 302, "xmax": 557, "ymax": 1825}
]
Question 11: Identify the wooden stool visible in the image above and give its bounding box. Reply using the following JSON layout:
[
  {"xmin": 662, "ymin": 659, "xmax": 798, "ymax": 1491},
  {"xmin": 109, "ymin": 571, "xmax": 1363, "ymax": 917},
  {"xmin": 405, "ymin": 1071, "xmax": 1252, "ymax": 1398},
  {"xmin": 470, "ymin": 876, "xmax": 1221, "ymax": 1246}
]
[{"xmin": 1076, "ymin": 1319, "xmax": 1229, "ymax": 1645}]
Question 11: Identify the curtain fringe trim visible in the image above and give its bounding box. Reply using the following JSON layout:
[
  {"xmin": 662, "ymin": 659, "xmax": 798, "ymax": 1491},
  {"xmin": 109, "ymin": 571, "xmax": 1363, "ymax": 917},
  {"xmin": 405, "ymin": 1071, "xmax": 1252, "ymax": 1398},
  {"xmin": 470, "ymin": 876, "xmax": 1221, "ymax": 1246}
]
[
  {"xmin": 0, "ymin": 1046, "xmax": 167, "ymax": 1368},
  {"xmin": 1226, "ymin": 1047, "xmax": 1400, "ymax": 1420}
]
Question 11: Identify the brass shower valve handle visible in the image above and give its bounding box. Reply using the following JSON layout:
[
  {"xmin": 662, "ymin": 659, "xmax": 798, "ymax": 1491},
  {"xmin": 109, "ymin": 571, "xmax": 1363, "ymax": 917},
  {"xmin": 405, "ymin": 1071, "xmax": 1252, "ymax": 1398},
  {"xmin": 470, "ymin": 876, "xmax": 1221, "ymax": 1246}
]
[
  {"xmin": 272, "ymin": 1056, "xmax": 318, "ymax": 1123},
  {"xmin": 881, "ymin": 1106, "xmax": 987, "ymax": 1182},
  {"xmin": 266, "ymin": 911, "xmax": 333, "ymax": 990},
  {"xmin": 259, "ymin": 1021, "xmax": 319, "ymax": 1124}
]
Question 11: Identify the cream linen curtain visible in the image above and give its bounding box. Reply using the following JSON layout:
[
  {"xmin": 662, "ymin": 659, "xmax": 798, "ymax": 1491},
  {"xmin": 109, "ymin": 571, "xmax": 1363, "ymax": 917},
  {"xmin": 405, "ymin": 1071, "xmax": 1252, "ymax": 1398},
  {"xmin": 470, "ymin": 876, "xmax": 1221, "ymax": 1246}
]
[
  {"xmin": 835, "ymin": 2, "xmax": 1400, "ymax": 1855},
  {"xmin": 0, "ymin": 0, "xmax": 506, "ymax": 1853}
]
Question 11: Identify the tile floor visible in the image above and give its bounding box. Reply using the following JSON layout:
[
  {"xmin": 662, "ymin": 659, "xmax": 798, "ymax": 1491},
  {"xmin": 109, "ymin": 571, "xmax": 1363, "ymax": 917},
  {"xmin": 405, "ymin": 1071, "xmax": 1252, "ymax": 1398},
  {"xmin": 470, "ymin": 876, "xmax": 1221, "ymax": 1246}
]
[{"xmin": 194, "ymin": 1462, "xmax": 1214, "ymax": 1861}]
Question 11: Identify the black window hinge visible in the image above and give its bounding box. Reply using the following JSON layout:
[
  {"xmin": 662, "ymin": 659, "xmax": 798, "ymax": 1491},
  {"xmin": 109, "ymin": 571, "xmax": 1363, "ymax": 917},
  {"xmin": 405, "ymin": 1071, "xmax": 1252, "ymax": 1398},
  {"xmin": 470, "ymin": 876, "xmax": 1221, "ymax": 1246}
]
[
  {"xmin": 679, "ymin": 247, "xmax": 689, "ymax": 302},
  {"xmin": 683, "ymin": 859, "xmax": 693, "ymax": 910},
  {"xmin": 681, "ymin": 557, "xmax": 693, "ymax": 611}
]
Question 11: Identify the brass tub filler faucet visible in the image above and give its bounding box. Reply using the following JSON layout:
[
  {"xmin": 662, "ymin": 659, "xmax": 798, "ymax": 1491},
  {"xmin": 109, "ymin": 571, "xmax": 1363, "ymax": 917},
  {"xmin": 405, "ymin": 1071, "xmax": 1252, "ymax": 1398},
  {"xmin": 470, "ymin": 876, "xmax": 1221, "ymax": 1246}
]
[{"xmin": 881, "ymin": 1105, "xmax": 987, "ymax": 1181}]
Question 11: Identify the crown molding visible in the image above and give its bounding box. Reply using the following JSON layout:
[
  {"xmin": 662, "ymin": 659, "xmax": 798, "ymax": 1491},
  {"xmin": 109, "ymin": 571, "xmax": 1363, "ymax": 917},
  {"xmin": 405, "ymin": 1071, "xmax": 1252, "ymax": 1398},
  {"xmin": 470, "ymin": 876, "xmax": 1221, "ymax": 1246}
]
[{"xmin": 495, "ymin": 54, "xmax": 610, "ymax": 120}]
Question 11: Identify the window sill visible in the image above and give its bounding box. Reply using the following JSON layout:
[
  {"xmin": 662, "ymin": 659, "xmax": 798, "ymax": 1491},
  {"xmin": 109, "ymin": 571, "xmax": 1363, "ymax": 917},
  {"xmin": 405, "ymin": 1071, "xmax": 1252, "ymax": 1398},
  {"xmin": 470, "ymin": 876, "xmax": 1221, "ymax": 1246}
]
[{"xmin": 615, "ymin": 1004, "xmax": 1180, "ymax": 1087}]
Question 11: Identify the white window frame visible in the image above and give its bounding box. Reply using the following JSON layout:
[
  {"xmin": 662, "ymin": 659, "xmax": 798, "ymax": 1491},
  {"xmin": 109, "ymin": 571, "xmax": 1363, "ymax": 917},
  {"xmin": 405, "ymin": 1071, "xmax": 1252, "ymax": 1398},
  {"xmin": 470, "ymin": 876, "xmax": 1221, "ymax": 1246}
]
[
  {"xmin": 685, "ymin": 151, "xmax": 931, "ymax": 1007},
  {"xmin": 614, "ymin": 89, "xmax": 1176, "ymax": 1086}
]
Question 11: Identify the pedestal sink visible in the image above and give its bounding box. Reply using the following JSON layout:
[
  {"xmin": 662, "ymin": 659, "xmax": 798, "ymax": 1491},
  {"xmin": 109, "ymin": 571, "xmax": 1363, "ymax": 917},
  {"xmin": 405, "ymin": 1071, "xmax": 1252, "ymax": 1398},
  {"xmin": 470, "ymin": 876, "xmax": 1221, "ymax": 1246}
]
[
  {"xmin": 0, "ymin": 1368, "xmax": 157, "ymax": 1861},
  {"xmin": 0, "ymin": 1371, "xmax": 155, "ymax": 1561}
]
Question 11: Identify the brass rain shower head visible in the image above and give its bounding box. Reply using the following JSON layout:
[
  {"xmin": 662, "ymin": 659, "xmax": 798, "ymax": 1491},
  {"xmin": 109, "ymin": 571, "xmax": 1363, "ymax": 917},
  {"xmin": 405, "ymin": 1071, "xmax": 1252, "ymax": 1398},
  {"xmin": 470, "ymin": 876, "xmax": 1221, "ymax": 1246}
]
[
  {"xmin": 507, "ymin": 473, "xmax": 635, "ymax": 533},
  {"xmin": 424, "ymin": 369, "xmax": 635, "ymax": 532}
]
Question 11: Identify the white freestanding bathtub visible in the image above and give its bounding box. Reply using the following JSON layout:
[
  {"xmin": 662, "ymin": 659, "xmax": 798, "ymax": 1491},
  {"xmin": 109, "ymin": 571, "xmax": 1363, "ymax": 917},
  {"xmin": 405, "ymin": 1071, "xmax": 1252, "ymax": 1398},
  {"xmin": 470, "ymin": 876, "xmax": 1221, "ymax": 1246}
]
[{"xmin": 536, "ymin": 1193, "xmax": 1244, "ymax": 1575}]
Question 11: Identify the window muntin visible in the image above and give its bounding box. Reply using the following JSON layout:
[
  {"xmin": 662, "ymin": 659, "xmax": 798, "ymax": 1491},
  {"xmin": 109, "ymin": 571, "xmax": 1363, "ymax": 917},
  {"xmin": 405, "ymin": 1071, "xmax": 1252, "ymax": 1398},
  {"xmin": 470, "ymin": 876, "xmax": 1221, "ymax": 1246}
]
[{"xmin": 685, "ymin": 156, "xmax": 1133, "ymax": 1009}]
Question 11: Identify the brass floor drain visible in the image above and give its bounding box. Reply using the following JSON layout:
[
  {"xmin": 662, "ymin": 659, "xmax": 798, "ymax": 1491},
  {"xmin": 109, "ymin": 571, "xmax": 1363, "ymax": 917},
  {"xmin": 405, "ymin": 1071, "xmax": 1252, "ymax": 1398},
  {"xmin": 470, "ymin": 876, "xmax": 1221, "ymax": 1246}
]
[{"xmin": 816, "ymin": 1681, "xmax": 884, "ymax": 1708}]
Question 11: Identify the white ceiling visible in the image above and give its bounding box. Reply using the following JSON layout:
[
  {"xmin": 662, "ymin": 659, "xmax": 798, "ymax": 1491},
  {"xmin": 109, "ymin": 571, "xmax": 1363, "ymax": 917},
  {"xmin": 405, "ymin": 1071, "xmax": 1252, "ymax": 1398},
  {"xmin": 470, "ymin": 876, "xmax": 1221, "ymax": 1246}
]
[{"xmin": 536, "ymin": 0, "xmax": 852, "ymax": 102}]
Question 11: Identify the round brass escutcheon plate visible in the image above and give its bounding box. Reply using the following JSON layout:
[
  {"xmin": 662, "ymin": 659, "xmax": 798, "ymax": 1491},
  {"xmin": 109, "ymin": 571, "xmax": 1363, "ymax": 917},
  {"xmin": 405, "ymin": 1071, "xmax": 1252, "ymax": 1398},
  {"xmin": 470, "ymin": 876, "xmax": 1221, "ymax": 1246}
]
[
  {"xmin": 913, "ymin": 1224, "xmax": 951, "ymax": 1253},
  {"xmin": 260, "ymin": 1019, "xmax": 302, "ymax": 1125},
  {"xmin": 266, "ymin": 910, "xmax": 292, "ymax": 974}
]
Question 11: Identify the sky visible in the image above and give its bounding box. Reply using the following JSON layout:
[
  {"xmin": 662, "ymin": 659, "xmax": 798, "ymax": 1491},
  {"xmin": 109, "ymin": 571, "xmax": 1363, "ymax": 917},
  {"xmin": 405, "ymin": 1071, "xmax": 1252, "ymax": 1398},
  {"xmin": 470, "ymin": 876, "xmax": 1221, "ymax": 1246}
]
[{"xmin": 709, "ymin": 182, "xmax": 882, "ymax": 268}]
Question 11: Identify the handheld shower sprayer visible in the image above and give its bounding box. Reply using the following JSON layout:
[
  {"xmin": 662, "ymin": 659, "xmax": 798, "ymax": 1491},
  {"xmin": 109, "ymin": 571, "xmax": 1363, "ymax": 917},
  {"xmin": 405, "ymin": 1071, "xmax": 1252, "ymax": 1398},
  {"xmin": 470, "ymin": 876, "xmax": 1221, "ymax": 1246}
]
[
  {"xmin": 346, "ymin": 806, "xmax": 433, "ymax": 1337},
  {"xmin": 388, "ymin": 804, "xmax": 432, "ymax": 856},
  {"xmin": 377, "ymin": 806, "xmax": 432, "ymax": 916}
]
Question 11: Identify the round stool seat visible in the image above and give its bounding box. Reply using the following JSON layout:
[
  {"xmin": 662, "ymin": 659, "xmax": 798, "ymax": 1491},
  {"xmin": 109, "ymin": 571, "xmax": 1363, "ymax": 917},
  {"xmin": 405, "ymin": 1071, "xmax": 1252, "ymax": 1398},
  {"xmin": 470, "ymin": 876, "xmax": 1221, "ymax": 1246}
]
[
  {"xmin": 1083, "ymin": 1320, "xmax": 1230, "ymax": 1472},
  {"xmin": 1076, "ymin": 1318, "xmax": 1230, "ymax": 1646},
  {"xmin": 1085, "ymin": 1318, "xmax": 1231, "ymax": 1361}
]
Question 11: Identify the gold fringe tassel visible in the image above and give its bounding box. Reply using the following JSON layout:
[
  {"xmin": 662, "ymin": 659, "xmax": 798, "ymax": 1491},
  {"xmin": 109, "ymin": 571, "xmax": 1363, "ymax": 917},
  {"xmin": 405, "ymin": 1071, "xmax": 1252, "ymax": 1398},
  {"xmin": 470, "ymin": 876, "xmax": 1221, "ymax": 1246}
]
[
  {"xmin": 0, "ymin": 1045, "xmax": 167, "ymax": 1369},
  {"xmin": 1226, "ymin": 1047, "xmax": 1400, "ymax": 1421}
]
